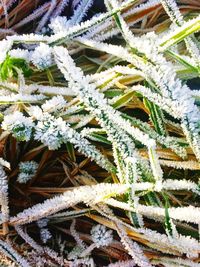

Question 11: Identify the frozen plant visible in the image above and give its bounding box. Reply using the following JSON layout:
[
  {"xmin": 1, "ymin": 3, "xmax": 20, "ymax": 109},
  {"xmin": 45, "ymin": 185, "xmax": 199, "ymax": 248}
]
[
  {"xmin": 0, "ymin": 165, "xmax": 9, "ymax": 226},
  {"xmin": 41, "ymin": 95, "xmax": 67, "ymax": 113},
  {"xmin": 32, "ymin": 108, "xmax": 114, "ymax": 171},
  {"xmin": 90, "ymin": 224, "xmax": 113, "ymax": 248},
  {"xmin": 8, "ymin": 49, "xmax": 31, "ymax": 62},
  {"xmin": 37, "ymin": 219, "xmax": 49, "ymax": 229},
  {"xmin": 79, "ymin": 224, "xmax": 113, "ymax": 258},
  {"xmin": 68, "ymin": 245, "xmax": 85, "ymax": 260},
  {"xmin": 49, "ymin": 16, "xmax": 70, "ymax": 34},
  {"xmin": 0, "ymin": 0, "xmax": 200, "ymax": 266},
  {"xmin": 37, "ymin": 218, "xmax": 52, "ymax": 244},
  {"xmin": 40, "ymin": 228, "xmax": 52, "ymax": 244},
  {"xmin": 1, "ymin": 111, "xmax": 34, "ymax": 141},
  {"xmin": 10, "ymin": 183, "xmax": 128, "ymax": 225},
  {"xmin": 0, "ymin": 39, "xmax": 13, "ymax": 64},
  {"xmin": 17, "ymin": 161, "xmax": 38, "ymax": 184},
  {"xmin": 34, "ymin": 112, "xmax": 67, "ymax": 150},
  {"xmin": 31, "ymin": 43, "xmax": 53, "ymax": 70}
]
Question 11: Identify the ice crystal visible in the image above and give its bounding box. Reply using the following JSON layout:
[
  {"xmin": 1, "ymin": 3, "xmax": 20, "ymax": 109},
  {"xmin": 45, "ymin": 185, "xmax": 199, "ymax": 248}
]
[
  {"xmin": 91, "ymin": 224, "xmax": 113, "ymax": 248},
  {"xmin": 67, "ymin": 245, "xmax": 85, "ymax": 260},
  {"xmin": 0, "ymin": 165, "xmax": 9, "ymax": 222},
  {"xmin": 34, "ymin": 113, "xmax": 66, "ymax": 150},
  {"xmin": 49, "ymin": 16, "xmax": 69, "ymax": 34},
  {"xmin": 37, "ymin": 218, "xmax": 49, "ymax": 228},
  {"xmin": 32, "ymin": 108, "xmax": 114, "ymax": 171},
  {"xmin": 0, "ymin": 39, "xmax": 13, "ymax": 64},
  {"xmin": 0, "ymin": 239, "xmax": 31, "ymax": 267},
  {"xmin": 31, "ymin": 43, "xmax": 53, "ymax": 70},
  {"xmin": 42, "ymin": 95, "xmax": 67, "ymax": 113},
  {"xmin": 70, "ymin": 0, "xmax": 94, "ymax": 26},
  {"xmin": 17, "ymin": 161, "xmax": 38, "ymax": 184},
  {"xmin": 10, "ymin": 183, "xmax": 128, "ymax": 225},
  {"xmin": 0, "ymin": 93, "xmax": 46, "ymax": 103},
  {"xmin": 40, "ymin": 228, "xmax": 52, "ymax": 244},
  {"xmin": 2, "ymin": 111, "xmax": 34, "ymax": 141},
  {"xmin": 8, "ymin": 49, "xmax": 31, "ymax": 62}
]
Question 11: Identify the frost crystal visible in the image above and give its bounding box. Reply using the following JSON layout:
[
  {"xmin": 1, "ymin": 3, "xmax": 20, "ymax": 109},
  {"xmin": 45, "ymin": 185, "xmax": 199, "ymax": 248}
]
[
  {"xmin": 10, "ymin": 183, "xmax": 128, "ymax": 225},
  {"xmin": 28, "ymin": 106, "xmax": 44, "ymax": 120},
  {"xmin": 0, "ymin": 165, "xmax": 9, "ymax": 222},
  {"xmin": 31, "ymin": 43, "xmax": 53, "ymax": 69},
  {"xmin": 9, "ymin": 49, "xmax": 31, "ymax": 62},
  {"xmin": 40, "ymin": 228, "xmax": 52, "ymax": 244},
  {"xmin": 0, "ymin": 39, "xmax": 13, "ymax": 64},
  {"xmin": 2, "ymin": 111, "xmax": 34, "ymax": 141},
  {"xmin": 17, "ymin": 161, "xmax": 38, "ymax": 184},
  {"xmin": 37, "ymin": 218, "xmax": 49, "ymax": 228},
  {"xmin": 34, "ymin": 113, "xmax": 67, "ymax": 150},
  {"xmin": 42, "ymin": 95, "xmax": 67, "ymax": 113},
  {"xmin": 32, "ymin": 108, "xmax": 114, "ymax": 171},
  {"xmin": 49, "ymin": 16, "xmax": 69, "ymax": 34},
  {"xmin": 91, "ymin": 224, "xmax": 113, "ymax": 248},
  {"xmin": 67, "ymin": 245, "xmax": 85, "ymax": 260}
]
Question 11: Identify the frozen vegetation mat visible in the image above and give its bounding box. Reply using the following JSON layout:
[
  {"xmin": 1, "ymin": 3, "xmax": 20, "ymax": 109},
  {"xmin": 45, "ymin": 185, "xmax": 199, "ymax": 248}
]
[{"xmin": 0, "ymin": 0, "xmax": 199, "ymax": 266}]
